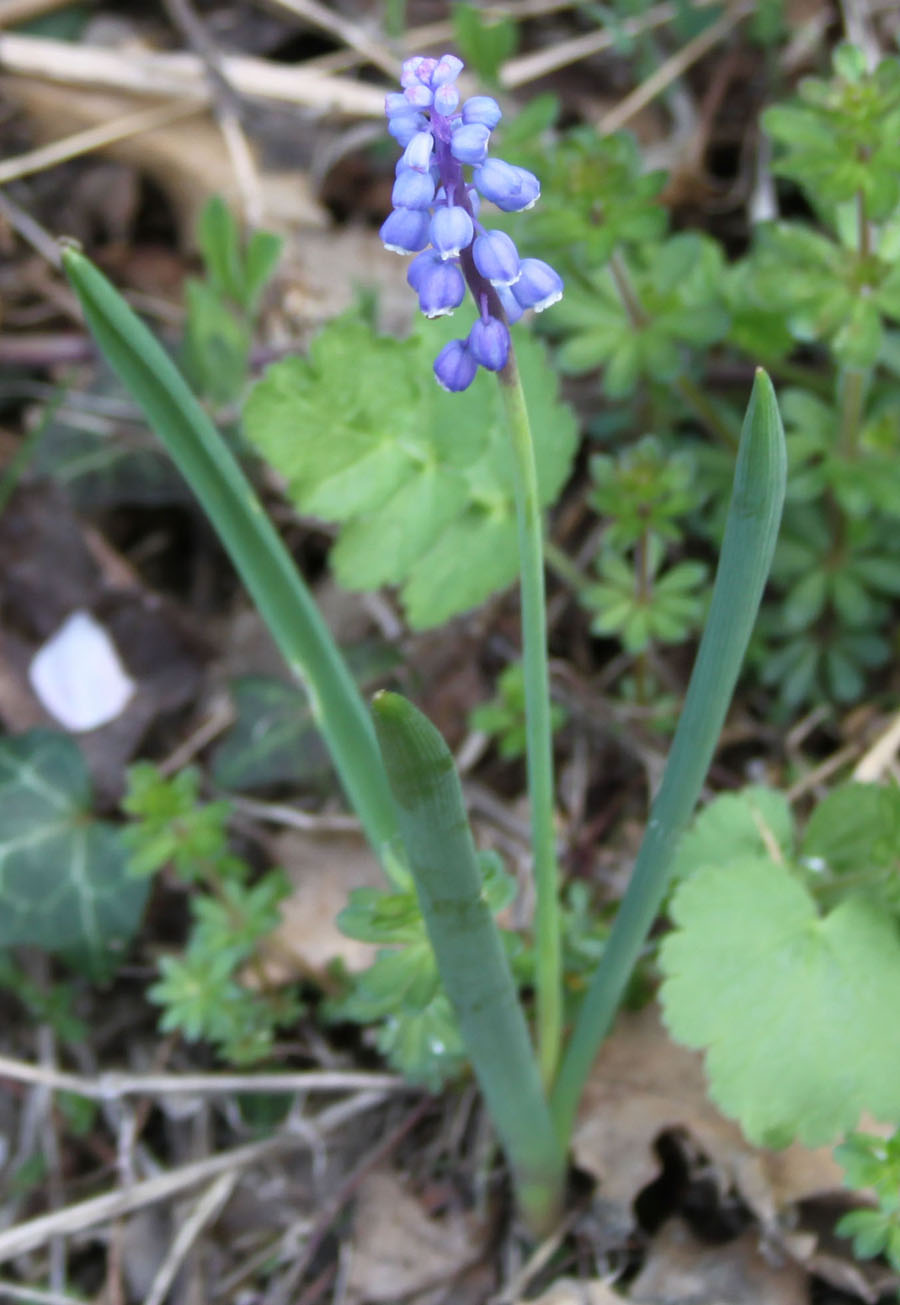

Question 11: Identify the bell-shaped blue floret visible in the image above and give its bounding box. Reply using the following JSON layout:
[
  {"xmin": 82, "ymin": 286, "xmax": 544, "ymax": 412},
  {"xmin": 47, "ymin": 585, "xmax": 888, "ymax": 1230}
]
[
  {"xmin": 431, "ymin": 54, "xmax": 464, "ymax": 86},
  {"xmin": 434, "ymin": 339, "xmax": 478, "ymax": 392},
  {"xmin": 405, "ymin": 83, "xmax": 433, "ymax": 108},
  {"xmin": 433, "ymin": 83, "xmax": 460, "ymax": 114},
  {"xmin": 380, "ymin": 207, "xmax": 431, "ymax": 254},
  {"xmin": 402, "ymin": 130, "xmax": 435, "ymax": 172},
  {"xmin": 473, "ymin": 159, "xmax": 540, "ymax": 212},
  {"xmin": 511, "ymin": 258, "xmax": 564, "ymax": 311},
  {"xmin": 409, "ymin": 258, "xmax": 461, "ymax": 319},
  {"xmin": 401, "ymin": 55, "xmax": 435, "ymax": 87},
  {"xmin": 388, "ymin": 112, "xmax": 427, "ymax": 147},
  {"xmin": 468, "ymin": 316, "xmax": 510, "ymax": 371},
  {"xmin": 430, "ymin": 205, "xmax": 475, "ymax": 259},
  {"xmin": 461, "ymin": 95, "xmax": 502, "ymax": 129},
  {"xmin": 450, "ymin": 123, "xmax": 491, "ymax": 166},
  {"xmin": 392, "ymin": 167, "xmax": 436, "ymax": 210},
  {"xmin": 472, "ymin": 229, "xmax": 521, "ymax": 286},
  {"xmin": 385, "ymin": 92, "xmax": 411, "ymax": 117}
]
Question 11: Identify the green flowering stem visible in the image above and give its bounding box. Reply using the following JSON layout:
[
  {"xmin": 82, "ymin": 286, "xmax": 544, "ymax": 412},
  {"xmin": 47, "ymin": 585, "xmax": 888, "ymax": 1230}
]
[
  {"xmin": 551, "ymin": 369, "xmax": 786, "ymax": 1142},
  {"xmin": 62, "ymin": 246, "xmax": 405, "ymax": 886},
  {"xmin": 372, "ymin": 691, "xmax": 565, "ymax": 1235},
  {"xmin": 498, "ymin": 347, "xmax": 562, "ymax": 1090}
]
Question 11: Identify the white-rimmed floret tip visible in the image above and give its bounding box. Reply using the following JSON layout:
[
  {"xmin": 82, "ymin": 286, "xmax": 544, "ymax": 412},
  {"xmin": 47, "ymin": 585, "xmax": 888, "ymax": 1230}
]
[
  {"xmin": 473, "ymin": 230, "xmax": 521, "ymax": 286},
  {"xmin": 511, "ymin": 259, "xmax": 564, "ymax": 312}
]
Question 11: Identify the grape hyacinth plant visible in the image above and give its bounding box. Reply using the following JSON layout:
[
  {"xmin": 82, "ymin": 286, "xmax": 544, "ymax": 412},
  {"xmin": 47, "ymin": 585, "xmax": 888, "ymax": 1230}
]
[
  {"xmin": 380, "ymin": 54, "xmax": 564, "ymax": 390},
  {"xmin": 61, "ymin": 50, "xmax": 786, "ymax": 1240},
  {"xmin": 382, "ymin": 52, "xmax": 569, "ymax": 1105}
]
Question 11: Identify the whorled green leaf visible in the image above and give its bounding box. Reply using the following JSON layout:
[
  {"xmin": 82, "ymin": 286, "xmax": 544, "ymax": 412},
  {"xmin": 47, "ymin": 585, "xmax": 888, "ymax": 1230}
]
[
  {"xmin": 660, "ymin": 857, "xmax": 900, "ymax": 1146},
  {"xmin": 0, "ymin": 731, "xmax": 148, "ymax": 978},
  {"xmin": 243, "ymin": 313, "xmax": 577, "ymax": 629}
]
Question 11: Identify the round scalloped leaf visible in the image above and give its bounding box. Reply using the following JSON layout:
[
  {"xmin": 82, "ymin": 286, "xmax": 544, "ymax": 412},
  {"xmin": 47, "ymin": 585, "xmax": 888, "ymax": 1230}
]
[
  {"xmin": 670, "ymin": 786, "xmax": 793, "ymax": 883},
  {"xmin": 660, "ymin": 856, "xmax": 900, "ymax": 1146},
  {"xmin": 0, "ymin": 731, "xmax": 148, "ymax": 979}
]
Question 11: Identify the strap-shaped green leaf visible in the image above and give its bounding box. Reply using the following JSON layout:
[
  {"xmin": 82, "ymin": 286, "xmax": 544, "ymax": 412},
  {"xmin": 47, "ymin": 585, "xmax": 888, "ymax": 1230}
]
[
  {"xmin": 372, "ymin": 691, "xmax": 565, "ymax": 1234},
  {"xmin": 552, "ymin": 368, "xmax": 787, "ymax": 1140},
  {"xmin": 62, "ymin": 247, "xmax": 404, "ymax": 884}
]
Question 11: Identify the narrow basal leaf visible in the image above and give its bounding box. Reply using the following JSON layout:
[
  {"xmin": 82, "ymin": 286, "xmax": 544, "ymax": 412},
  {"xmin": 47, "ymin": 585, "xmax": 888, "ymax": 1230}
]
[
  {"xmin": 372, "ymin": 691, "xmax": 564, "ymax": 1234},
  {"xmin": 62, "ymin": 248, "xmax": 403, "ymax": 884},
  {"xmin": 552, "ymin": 369, "xmax": 787, "ymax": 1142}
]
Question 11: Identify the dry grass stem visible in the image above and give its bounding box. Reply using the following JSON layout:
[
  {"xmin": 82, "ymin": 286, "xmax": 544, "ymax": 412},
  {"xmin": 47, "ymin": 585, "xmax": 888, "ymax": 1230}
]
[
  {"xmin": 0, "ymin": 1092, "xmax": 392, "ymax": 1265},
  {"xmin": 854, "ymin": 709, "xmax": 900, "ymax": 782},
  {"xmin": 597, "ymin": 2, "xmax": 754, "ymax": 136},
  {"xmin": 0, "ymin": 35, "xmax": 385, "ymax": 115},
  {"xmin": 143, "ymin": 1172, "xmax": 237, "ymax": 1305},
  {"xmin": 228, "ymin": 796, "xmax": 363, "ymax": 834},
  {"xmin": 500, "ymin": 0, "xmax": 717, "ymax": 88},
  {"xmin": 0, "ymin": 99, "xmax": 202, "ymax": 185},
  {"xmin": 788, "ymin": 742, "xmax": 862, "ymax": 802},
  {"xmin": 0, "ymin": 1283, "xmax": 87, "ymax": 1305},
  {"xmin": 0, "ymin": 0, "xmax": 70, "ymax": 23},
  {"xmin": 0, "ymin": 1057, "xmax": 406, "ymax": 1098},
  {"xmin": 263, "ymin": 0, "xmax": 400, "ymax": 79}
]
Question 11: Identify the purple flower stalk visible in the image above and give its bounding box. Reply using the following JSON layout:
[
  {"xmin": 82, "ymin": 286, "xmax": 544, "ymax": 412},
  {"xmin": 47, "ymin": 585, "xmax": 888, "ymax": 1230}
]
[{"xmin": 380, "ymin": 54, "xmax": 563, "ymax": 392}]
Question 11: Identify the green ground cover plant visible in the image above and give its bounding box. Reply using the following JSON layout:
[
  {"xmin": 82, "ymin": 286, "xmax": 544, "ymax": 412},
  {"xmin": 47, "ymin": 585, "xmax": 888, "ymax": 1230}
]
[{"xmin": 4, "ymin": 27, "xmax": 899, "ymax": 1266}]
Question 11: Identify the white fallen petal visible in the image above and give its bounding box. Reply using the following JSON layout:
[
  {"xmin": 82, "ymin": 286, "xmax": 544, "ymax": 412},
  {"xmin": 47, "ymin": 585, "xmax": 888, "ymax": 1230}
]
[{"xmin": 28, "ymin": 609, "xmax": 136, "ymax": 732}]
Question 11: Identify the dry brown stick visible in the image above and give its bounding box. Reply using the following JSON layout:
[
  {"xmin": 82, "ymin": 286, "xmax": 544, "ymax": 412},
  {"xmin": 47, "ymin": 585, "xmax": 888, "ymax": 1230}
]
[
  {"xmin": 0, "ymin": 35, "xmax": 386, "ymax": 115},
  {"xmin": 0, "ymin": 99, "xmax": 202, "ymax": 185},
  {"xmin": 0, "ymin": 1091, "xmax": 391, "ymax": 1265},
  {"xmin": 0, "ymin": 0, "xmax": 69, "ymax": 24},
  {"xmin": 0, "ymin": 1283, "xmax": 86, "ymax": 1305},
  {"xmin": 499, "ymin": 0, "xmax": 715, "ymax": 87},
  {"xmin": 262, "ymin": 0, "xmax": 400, "ymax": 79},
  {"xmin": 0, "ymin": 186, "xmax": 62, "ymax": 266},
  {"xmin": 267, "ymin": 1096, "xmax": 433, "ymax": 1305},
  {"xmin": 854, "ymin": 710, "xmax": 900, "ymax": 782},
  {"xmin": 143, "ymin": 1172, "xmax": 237, "ymax": 1305},
  {"xmin": 163, "ymin": 0, "xmax": 264, "ymax": 226},
  {"xmin": 0, "ymin": 1057, "xmax": 405, "ymax": 1098},
  {"xmin": 597, "ymin": 1, "xmax": 754, "ymax": 136}
]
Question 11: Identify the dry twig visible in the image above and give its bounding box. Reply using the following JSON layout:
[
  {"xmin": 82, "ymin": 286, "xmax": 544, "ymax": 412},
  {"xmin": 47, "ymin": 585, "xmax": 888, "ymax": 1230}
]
[
  {"xmin": 0, "ymin": 35, "xmax": 385, "ymax": 115},
  {"xmin": 0, "ymin": 1057, "xmax": 405, "ymax": 1099},
  {"xmin": 0, "ymin": 1091, "xmax": 392, "ymax": 1265}
]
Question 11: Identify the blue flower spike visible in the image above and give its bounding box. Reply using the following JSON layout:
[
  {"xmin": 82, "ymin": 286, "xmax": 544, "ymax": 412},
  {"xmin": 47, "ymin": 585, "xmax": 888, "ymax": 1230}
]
[{"xmin": 380, "ymin": 53, "xmax": 563, "ymax": 391}]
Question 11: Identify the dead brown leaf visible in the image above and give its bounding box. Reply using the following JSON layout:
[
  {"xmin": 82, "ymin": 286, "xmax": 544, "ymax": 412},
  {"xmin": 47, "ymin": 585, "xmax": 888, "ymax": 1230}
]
[
  {"xmin": 630, "ymin": 1219, "xmax": 807, "ymax": 1305},
  {"xmin": 256, "ymin": 831, "xmax": 385, "ymax": 984},
  {"xmin": 345, "ymin": 1169, "xmax": 483, "ymax": 1305},
  {"xmin": 572, "ymin": 1005, "xmax": 842, "ymax": 1226},
  {"xmin": 0, "ymin": 77, "xmax": 326, "ymax": 243}
]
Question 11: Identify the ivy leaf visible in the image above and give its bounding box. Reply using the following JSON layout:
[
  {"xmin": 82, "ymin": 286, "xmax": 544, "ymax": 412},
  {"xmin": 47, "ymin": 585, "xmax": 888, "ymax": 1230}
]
[
  {"xmin": 210, "ymin": 676, "xmax": 329, "ymax": 792},
  {"xmin": 243, "ymin": 313, "xmax": 577, "ymax": 628},
  {"xmin": 0, "ymin": 731, "xmax": 148, "ymax": 978},
  {"xmin": 670, "ymin": 785, "xmax": 793, "ymax": 882},
  {"xmin": 660, "ymin": 857, "xmax": 900, "ymax": 1145}
]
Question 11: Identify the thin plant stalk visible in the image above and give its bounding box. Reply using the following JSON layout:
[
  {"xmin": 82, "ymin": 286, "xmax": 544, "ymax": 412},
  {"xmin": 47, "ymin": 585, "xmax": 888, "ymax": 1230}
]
[
  {"xmin": 551, "ymin": 369, "xmax": 786, "ymax": 1142},
  {"xmin": 498, "ymin": 347, "xmax": 562, "ymax": 1090},
  {"xmin": 372, "ymin": 691, "xmax": 565, "ymax": 1235},
  {"xmin": 62, "ymin": 246, "xmax": 405, "ymax": 886}
]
